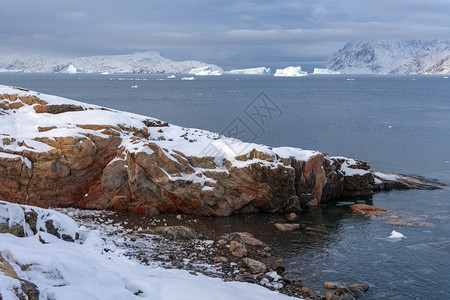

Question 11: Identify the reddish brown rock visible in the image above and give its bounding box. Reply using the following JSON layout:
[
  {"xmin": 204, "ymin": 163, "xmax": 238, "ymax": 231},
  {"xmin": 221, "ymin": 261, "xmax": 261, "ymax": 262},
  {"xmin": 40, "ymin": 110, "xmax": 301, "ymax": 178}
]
[
  {"xmin": 0, "ymin": 89, "xmax": 444, "ymax": 217},
  {"xmin": 351, "ymin": 204, "xmax": 388, "ymax": 216}
]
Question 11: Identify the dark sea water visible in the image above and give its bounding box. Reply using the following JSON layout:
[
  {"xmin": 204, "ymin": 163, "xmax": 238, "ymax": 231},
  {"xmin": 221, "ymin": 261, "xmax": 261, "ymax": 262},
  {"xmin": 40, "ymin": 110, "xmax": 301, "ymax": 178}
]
[{"xmin": 1, "ymin": 73, "xmax": 449, "ymax": 299}]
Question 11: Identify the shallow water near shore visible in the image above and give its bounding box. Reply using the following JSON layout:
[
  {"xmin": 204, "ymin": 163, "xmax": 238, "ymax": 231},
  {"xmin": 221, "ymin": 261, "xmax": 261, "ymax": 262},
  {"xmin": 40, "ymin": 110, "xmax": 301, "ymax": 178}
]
[{"xmin": 1, "ymin": 73, "xmax": 449, "ymax": 298}]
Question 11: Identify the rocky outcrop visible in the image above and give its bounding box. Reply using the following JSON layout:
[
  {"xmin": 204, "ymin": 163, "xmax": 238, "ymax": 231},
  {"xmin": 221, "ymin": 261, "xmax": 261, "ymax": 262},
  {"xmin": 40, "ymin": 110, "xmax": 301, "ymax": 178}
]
[{"xmin": 0, "ymin": 86, "xmax": 445, "ymax": 216}]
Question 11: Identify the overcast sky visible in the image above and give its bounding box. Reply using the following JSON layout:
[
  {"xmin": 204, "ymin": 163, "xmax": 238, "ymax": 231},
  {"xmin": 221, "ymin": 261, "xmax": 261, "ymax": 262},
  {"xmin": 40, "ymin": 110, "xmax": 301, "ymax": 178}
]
[{"xmin": 1, "ymin": 0, "xmax": 449, "ymax": 68}]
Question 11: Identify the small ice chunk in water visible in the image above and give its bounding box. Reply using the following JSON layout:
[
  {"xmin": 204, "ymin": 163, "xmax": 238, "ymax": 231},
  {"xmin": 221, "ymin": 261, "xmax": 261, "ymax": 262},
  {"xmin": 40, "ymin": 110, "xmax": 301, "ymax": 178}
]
[{"xmin": 388, "ymin": 230, "xmax": 405, "ymax": 239}]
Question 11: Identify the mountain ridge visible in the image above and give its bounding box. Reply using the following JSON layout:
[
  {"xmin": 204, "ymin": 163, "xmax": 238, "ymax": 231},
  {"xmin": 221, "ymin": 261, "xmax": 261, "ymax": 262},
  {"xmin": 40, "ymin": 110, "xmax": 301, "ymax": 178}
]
[
  {"xmin": 326, "ymin": 40, "xmax": 450, "ymax": 74},
  {"xmin": 0, "ymin": 51, "xmax": 222, "ymax": 74}
]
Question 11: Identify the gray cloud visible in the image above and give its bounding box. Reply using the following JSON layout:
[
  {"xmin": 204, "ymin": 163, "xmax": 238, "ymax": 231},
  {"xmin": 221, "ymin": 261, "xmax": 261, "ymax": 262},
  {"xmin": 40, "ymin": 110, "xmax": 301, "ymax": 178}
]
[{"xmin": 0, "ymin": 0, "xmax": 449, "ymax": 68}]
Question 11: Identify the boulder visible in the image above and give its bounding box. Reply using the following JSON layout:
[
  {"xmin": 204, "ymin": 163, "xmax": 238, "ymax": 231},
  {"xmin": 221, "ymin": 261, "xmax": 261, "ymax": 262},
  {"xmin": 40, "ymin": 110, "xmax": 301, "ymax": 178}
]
[
  {"xmin": 229, "ymin": 232, "xmax": 265, "ymax": 246},
  {"xmin": 229, "ymin": 240, "xmax": 247, "ymax": 257},
  {"xmin": 243, "ymin": 258, "xmax": 267, "ymax": 274}
]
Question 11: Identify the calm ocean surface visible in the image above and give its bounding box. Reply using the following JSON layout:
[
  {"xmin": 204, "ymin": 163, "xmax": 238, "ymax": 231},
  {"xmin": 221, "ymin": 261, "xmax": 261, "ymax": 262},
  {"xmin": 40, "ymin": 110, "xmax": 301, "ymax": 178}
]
[{"xmin": 1, "ymin": 73, "xmax": 449, "ymax": 299}]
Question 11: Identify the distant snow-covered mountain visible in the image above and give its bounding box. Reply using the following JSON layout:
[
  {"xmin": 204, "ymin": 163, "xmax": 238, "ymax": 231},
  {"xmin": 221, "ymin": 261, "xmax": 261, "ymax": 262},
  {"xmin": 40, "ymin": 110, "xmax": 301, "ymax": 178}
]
[
  {"xmin": 0, "ymin": 51, "xmax": 223, "ymax": 74},
  {"xmin": 326, "ymin": 40, "xmax": 450, "ymax": 74}
]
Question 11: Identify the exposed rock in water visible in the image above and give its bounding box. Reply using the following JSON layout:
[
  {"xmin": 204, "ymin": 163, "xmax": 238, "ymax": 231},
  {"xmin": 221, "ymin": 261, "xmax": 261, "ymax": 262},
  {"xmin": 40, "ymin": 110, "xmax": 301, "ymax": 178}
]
[
  {"xmin": 324, "ymin": 281, "xmax": 369, "ymax": 299},
  {"xmin": 351, "ymin": 204, "xmax": 388, "ymax": 216},
  {"xmin": 274, "ymin": 223, "xmax": 300, "ymax": 231},
  {"xmin": 0, "ymin": 86, "xmax": 445, "ymax": 216}
]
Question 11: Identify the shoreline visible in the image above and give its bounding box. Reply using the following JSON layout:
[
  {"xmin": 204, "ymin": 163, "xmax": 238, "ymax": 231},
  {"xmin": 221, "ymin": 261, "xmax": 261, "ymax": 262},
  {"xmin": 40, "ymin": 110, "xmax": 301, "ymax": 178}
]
[
  {"xmin": 66, "ymin": 208, "xmax": 323, "ymax": 299},
  {"xmin": 64, "ymin": 207, "xmax": 376, "ymax": 299}
]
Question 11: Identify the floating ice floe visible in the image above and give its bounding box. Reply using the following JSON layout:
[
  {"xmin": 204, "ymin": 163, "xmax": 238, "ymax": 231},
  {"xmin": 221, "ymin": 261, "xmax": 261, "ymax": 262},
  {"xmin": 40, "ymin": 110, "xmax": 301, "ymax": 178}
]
[
  {"xmin": 167, "ymin": 75, "xmax": 176, "ymax": 78},
  {"xmin": 273, "ymin": 66, "xmax": 308, "ymax": 77},
  {"xmin": 181, "ymin": 76, "xmax": 195, "ymax": 80},
  {"xmin": 388, "ymin": 230, "xmax": 405, "ymax": 239}
]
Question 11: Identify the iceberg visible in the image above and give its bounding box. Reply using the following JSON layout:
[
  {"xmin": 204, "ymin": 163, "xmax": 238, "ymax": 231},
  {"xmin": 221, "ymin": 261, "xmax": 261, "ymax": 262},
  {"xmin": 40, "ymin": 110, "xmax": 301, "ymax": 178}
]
[
  {"xmin": 66, "ymin": 64, "xmax": 90, "ymax": 74},
  {"xmin": 167, "ymin": 74, "xmax": 176, "ymax": 78},
  {"xmin": 273, "ymin": 66, "xmax": 308, "ymax": 77},
  {"xmin": 312, "ymin": 68, "xmax": 340, "ymax": 75},
  {"xmin": 181, "ymin": 76, "xmax": 195, "ymax": 80},
  {"xmin": 225, "ymin": 67, "xmax": 271, "ymax": 75},
  {"xmin": 188, "ymin": 66, "xmax": 222, "ymax": 76},
  {"xmin": 388, "ymin": 230, "xmax": 405, "ymax": 239}
]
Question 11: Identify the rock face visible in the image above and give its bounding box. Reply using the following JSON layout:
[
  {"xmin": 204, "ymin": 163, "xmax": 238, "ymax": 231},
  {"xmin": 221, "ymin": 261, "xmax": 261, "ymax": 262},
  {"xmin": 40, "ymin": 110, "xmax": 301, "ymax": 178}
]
[{"xmin": 0, "ymin": 86, "xmax": 444, "ymax": 216}]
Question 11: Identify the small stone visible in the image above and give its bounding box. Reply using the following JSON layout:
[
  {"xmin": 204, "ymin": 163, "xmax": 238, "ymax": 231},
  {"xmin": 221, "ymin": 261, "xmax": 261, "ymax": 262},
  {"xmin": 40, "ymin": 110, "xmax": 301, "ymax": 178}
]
[
  {"xmin": 339, "ymin": 293, "xmax": 357, "ymax": 300},
  {"xmin": 275, "ymin": 266, "xmax": 285, "ymax": 275},
  {"xmin": 276, "ymin": 258, "xmax": 283, "ymax": 263},
  {"xmin": 301, "ymin": 287, "xmax": 313, "ymax": 293},
  {"xmin": 324, "ymin": 281, "xmax": 346, "ymax": 290},
  {"xmin": 281, "ymin": 272, "xmax": 297, "ymax": 283},
  {"xmin": 350, "ymin": 283, "xmax": 369, "ymax": 293},
  {"xmin": 326, "ymin": 291, "xmax": 340, "ymax": 300},
  {"xmin": 213, "ymin": 256, "xmax": 228, "ymax": 263},
  {"xmin": 176, "ymin": 215, "xmax": 182, "ymax": 220},
  {"xmin": 274, "ymin": 223, "xmax": 300, "ymax": 231},
  {"xmin": 229, "ymin": 240, "xmax": 247, "ymax": 257},
  {"xmin": 348, "ymin": 287, "xmax": 365, "ymax": 298},
  {"xmin": 218, "ymin": 239, "xmax": 228, "ymax": 247},
  {"xmin": 285, "ymin": 212, "xmax": 297, "ymax": 221},
  {"xmin": 243, "ymin": 258, "xmax": 267, "ymax": 274},
  {"xmin": 256, "ymin": 250, "xmax": 267, "ymax": 257}
]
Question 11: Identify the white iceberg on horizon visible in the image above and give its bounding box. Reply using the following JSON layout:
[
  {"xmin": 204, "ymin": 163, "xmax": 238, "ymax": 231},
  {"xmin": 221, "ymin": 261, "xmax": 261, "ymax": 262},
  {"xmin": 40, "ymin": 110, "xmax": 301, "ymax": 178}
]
[
  {"xmin": 66, "ymin": 64, "xmax": 91, "ymax": 74},
  {"xmin": 274, "ymin": 66, "xmax": 308, "ymax": 77},
  {"xmin": 188, "ymin": 66, "xmax": 222, "ymax": 76},
  {"xmin": 225, "ymin": 67, "xmax": 271, "ymax": 75}
]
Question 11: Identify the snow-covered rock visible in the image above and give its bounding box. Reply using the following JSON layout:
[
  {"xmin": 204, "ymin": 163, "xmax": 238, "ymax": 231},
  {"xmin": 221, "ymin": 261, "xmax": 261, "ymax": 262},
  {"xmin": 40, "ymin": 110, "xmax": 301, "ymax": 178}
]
[
  {"xmin": 312, "ymin": 68, "xmax": 340, "ymax": 75},
  {"xmin": 0, "ymin": 200, "xmax": 79, "ymax": 241},
  {"xmin": 327, "ymin": 40, "xmax": 450, "ymax": 74},
  {"xmin": 0, "ymin": 52, "xmax": 222, "ymax": 74},
  {"xmin": 225, "ymin": 67, "xmax": 271, "ymax": 75},
  {"xmin": 273, "ymin": 66, "xmax": 308, "ymax": 77}
]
